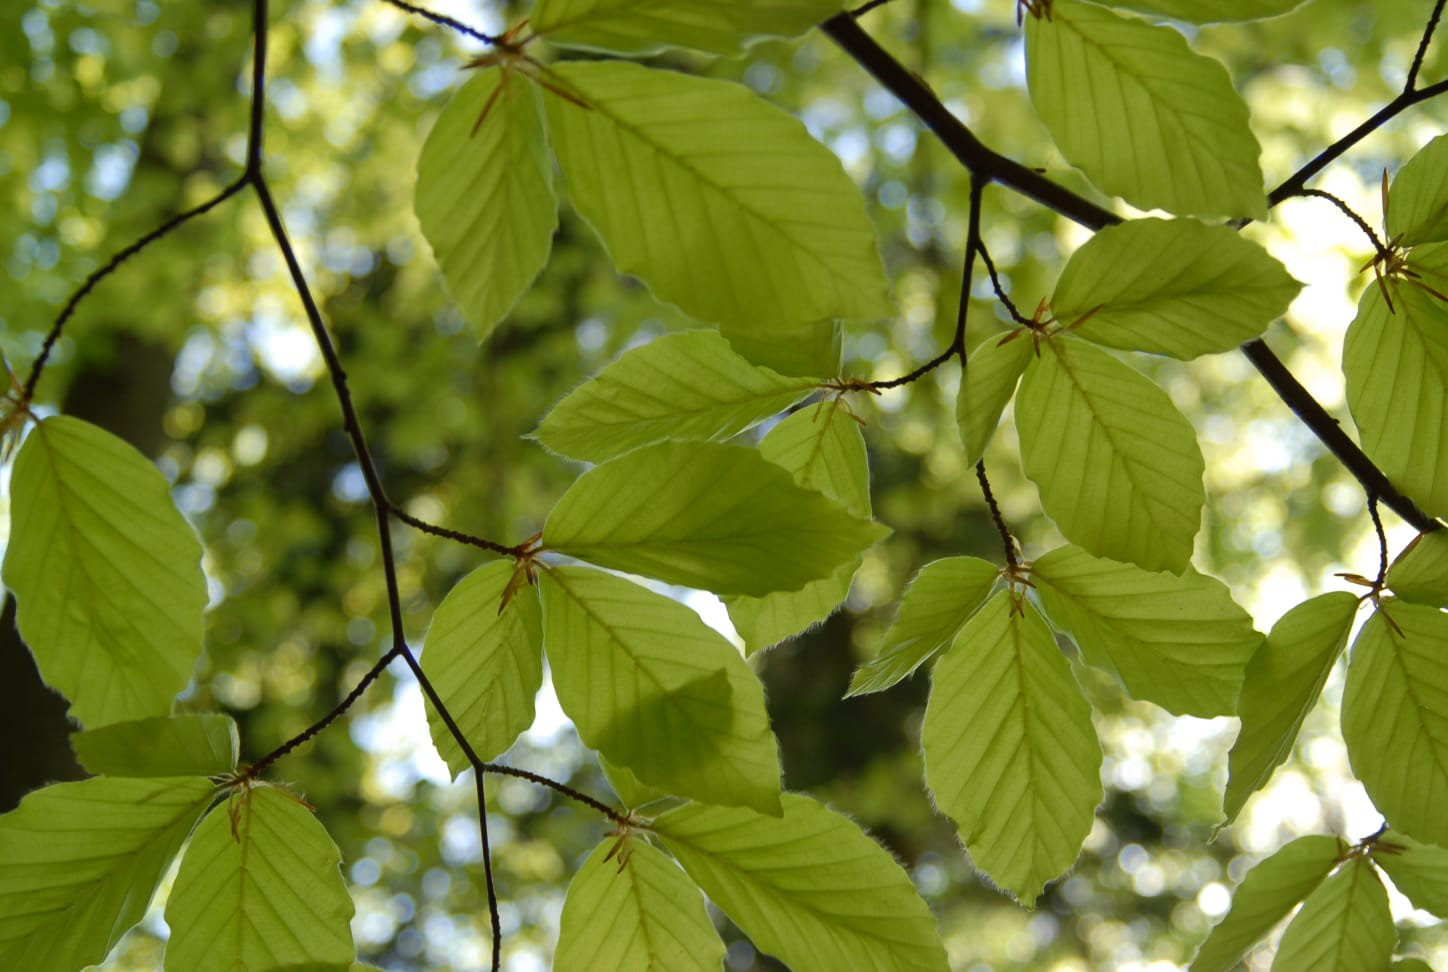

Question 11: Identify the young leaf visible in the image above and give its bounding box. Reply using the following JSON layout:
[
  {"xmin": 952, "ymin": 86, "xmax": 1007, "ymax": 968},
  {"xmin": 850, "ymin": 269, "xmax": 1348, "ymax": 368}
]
[
  {"xmin": 599, "ymin": 753, "xmax": 670, "ymax": 810},
  {"xmin": 956, "ymin": 332, "xmax": 1033, "ymax": 466},
  {"xmin": 415, "ymin": 69, "xmax": 557, "ymax": 342},
  {"xmin": 1016, "ymin": 338, "xmax": 1205, "ymax": 573},
  {"xmin": 1387, "ymin": 134, "xmax": 1448, "ymax": 247},
  {"xmin": 72, "ymin": 713, "xmax": 239, "ymax": 778},
  {"xmin": 1051, "ymin": 218, "xmax": 1300, "ymax": 359},
  {"xmin": 2, "ymin": 415, "xmax": 207, "ymax": 728},
  {"xmin": 921, "ymin": 592, "xmax": 1102, "ymax": 903},
  {"xmin": 1224, "ymin": 592, "xmax": 1359, "ymax": 822},
  {"xmin": 1342, "ymin": 603, "xmax": 1448, "ymax": 847},
  {"xmin": 1270, "ymin": 857, "xmax": 1394, "ymax": 972},
  {"xmin": 554, "ymin": 838, "xmax": 723, "ymax": 972},
  {"xmin": 421, "ymin": 561, "xmax": 544, "ymax": 776},
  {"xmin": 720, "ymin": 317, "xmax": 843, "ymax": 379},
  {"xmin": 164, "ymin": 785, "xmax": 356, "ymax": 972},
  {"xmin": 543, "ymin": 440, "xmax": 887, "ymax": 597},
  {"xmin": 532, "ymin": 330, "xmax": 817, "ymax": 463},
  {"xmin": 654, "ymin": 794, "xmax": 949, "ymax": 972},
  {"xmin": 1032, "ymin": 545, "xmax": 1262, "ymax": 717},
  {"xmin": 847, "ymin": 556, "xmax": 999, "ymax": 697},
  {"xmin": 1372, "ymin": 830, "xmax": 1448, "ymax": 918},
  {"xmin": 1105, "ymin": 0, "xmax": 1307, "ymax": 22},
  {"xmin": 532, "ymin": 0, "xmax": 846, "ymax": 56},
  {"xmin": 544, "ymin": 61, "xmax": 892, "ymax": 328},
  {"xmin": 1187, "ymin": 835, "xmax": 1341, "ymax": 972},
  {"xmin": 1387, "ymin": 531, "xmax": 1448, "ymax": 607},
  {"xmin": 1344, "ymin": 283, "xmax": 1448, "ymax": 518},
  {"xmin": 1024, "ymin": 1, "xmax": 1265, "ymax": 218},
  {"xmin": 539, "ymin": 566, "xmax": 782, "ymax": 814},
  {"xmin": 724, "ymin": 400, "xmax": 870, "ymax": 653},
  {"xmin": 0, "ymin": 776, "xmax": 216, "ymax": 972}
]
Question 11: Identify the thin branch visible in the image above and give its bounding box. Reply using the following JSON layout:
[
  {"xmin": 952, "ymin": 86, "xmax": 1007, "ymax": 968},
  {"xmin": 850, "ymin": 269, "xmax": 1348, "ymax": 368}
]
[
  {"xmin": 1407, "ymin": 0, "xmax": 1448, "ymax": 92},
  {"xmin": 975, "ymin": 237, "xmax": 1032, "ymax": 326},
  {"xmin": 482, "ymin": 763, "xmax": 631, "ymax": 825},
  {"xmin": 379, "ymin": 0, "xmax": 500, "ymax": 44},
  {"xmin": 850, "ymin": 0, "xmax": 900, "ymax": 16},
  {"xmin": 975, "ymin": 460, "xmax": 1017, "ymax": 570},
  {"xmin": 1368, "ymin": 494, "xmax": 1390, "ymax": 587},
  {"xmin": 389, "ymin": 507, "xmax": 521, "ymax": 556},
  {"xmin": 1296, "ymin": 188, "xmax": 1389, "ymax": 256}
]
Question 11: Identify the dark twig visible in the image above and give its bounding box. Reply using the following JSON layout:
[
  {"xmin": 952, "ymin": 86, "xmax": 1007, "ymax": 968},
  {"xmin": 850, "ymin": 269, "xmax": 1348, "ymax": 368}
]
[
  {"xmin": 976, "ymin": 460, "xmax": 1017, "ymax": 570},
  {"xmin": 1368, "ymin": 494, "xmax": 1390, "ymax": 587},
  {"xmin": 1408, "ymin": 0, "xmax": 1447, "ymax": 92},
  {"xmin": 1296, "ymin": 189, "xmax": 1389, "ymax": 257},
  {"xmin": 379, "ymin": 0, "xmax": 500, "ymax": 44},
  {"xmin": 390, "ymin": 508, "xmax": 521, "ymax": 556},
  {"xmin": 850, "ymin": 0, "xmax": 900, "ymax": 17},
  {"xmin": 975, "ymin": 238, "xmax": 1032, "ymax": 326},
  {"xmin": 482, "ymin": 763, "xmax": 631, "ymax": 825}
]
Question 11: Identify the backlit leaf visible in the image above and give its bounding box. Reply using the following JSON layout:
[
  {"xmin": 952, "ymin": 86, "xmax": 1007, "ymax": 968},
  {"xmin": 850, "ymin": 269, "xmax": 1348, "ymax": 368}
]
[
  {"xmin": 1106, "ymin": 0, "xmax": 1308, "ymax": 22},
  {"xmin": 0, "ymin": 776, "xmax": 215, "ymax": 972},
  {"xmin": 720, "ymin": 317, "xmax": 843, "ymax": 379},
  {"xmin": 1025, "ymin": 1, "xmax": 1265, "ymax": 218},
  {"xmin": 532, "ymin": 0, "xmax": 845, "ymax": 56},
  {"xmin": 1387, "ymin": 134, "xmax": 1448, "ymax": 247},
  {"xmin": 555, "ymin": 838, "xmax": 722, "ymax": 972},
  {"xmin": 421, "ymin": 561, "xmax": 544, "ymax": 776},
  {"xmin": 847, "ymin": 556, "xmax": 999, "ymax": 697},
  {"xmin": 654, "ymin": 794, "xmax": 949, "ymax": 972},
  {"xmin": 1387, "ymin": 530, "xmax": 1448, "ymax": 607},
  {"xmin": 544, "ymin": 440, "xmax": 887, "ymax": 597},
  {"xmin": 1372, "ymin": 830, "xmax": 1448, "ymax": 918},
  {"xmin": 1271, "ymin": 857, "xmax": 1394, "ymax": 972},
  {"xmin": 3, "ymin": 416, "xmax": 207, "ymax": 728},
  {"xmin": 1016, "ymin": 337, "xmax": 1205, "ymax": 572},
  {"xmin": 599, "ymin": 754, "xmax": 670, "ymax": 810},
  {"xmin": 1032, "ymin": 545, "xmax": 1262, "ymax": 717},
  {"xmin": 1342, "ymin": 603, "xmax": 1448, "ymax": 847},
  {"xmin": 957, "ymin": 332, "xmax": 1032, "ymax": 466},
  {"xmin": 544, "ymin": 61, "xmax": 892, "ymax": 328},
  {"xmin": 532, "ymin": 330, "xmax": 816, "ymax": 462},
  {"xmin": 415, "ymin": 69, "xmax": 557, "ymax": 341},
  {"xmin": 1224, "ymin": 592, "xmax": 1358, "ymax": 822},
  {"xmin": 72, "ymin": 714, "xmax": 239, "ymax": 778},
  {"xmin": 164, "ymin": 785, "xmax": 355, "ymax": 972},
  {"xmin": 540, "ymin": 566, "xmax": 781, "ymax": 814},
  {"xmin": 922, "ymin": 592, "xmax": 1102, "ymax": 903},
  {"xmin": 1052, "ymin": 218, "xmax": 1300, "ymax": 359}
]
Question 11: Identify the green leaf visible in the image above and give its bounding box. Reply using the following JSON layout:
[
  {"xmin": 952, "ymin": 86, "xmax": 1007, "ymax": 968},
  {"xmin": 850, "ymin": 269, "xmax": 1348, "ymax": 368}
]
[
  {"xmin": 724, "ymin": 401, "xmax": 870, "ymax": 653},
  {"xmin": 1224, "ymin": 592, "xmax": 1359, "ymax": 822},
  {"xmin": 2, "ymin": 416, "xmax": 207, "ymax": 728},
  {"xmin": 599, "ymin": 753, "xmax": 671, "ymax": 810},
  {"xmin": 544, "ymin": 440, "xmax": 887, "ymax": 597},
  {"xmin": 1051, "ymin": 218, "xmax": 1300, "ymax": 359},
  {"xmin": 1187, "ymin": 835, "xmax": 1341, "ymax": 972},
  {"xmin": 165, "ymin": 785, "xmax": 356, "ymax": 972},
  {"xmin": 1016, "ymin": 338, "xmax": 1205, "ymax": 572},
  {"xmin": 539, "ymin": 566, "xmax": 782, "ymax": 814},
  {"xmin": 957, "ymin": 332, "xmax": 1032, "ymax": 466},
  {"xmin": 1388, "ymin": 134, "xmax": 1448, "ymax": 247},
  {"xmin": 1024, "ymin": 2, "xmax": 1265, "ymax": 218},
  {"xmin": 532, "ymin": 330, "xmax": 816, "ymax": 462},
  {"xmin": 0, "ymin": 776, "xmax": 216, "ymax": 971},
  {"xmin": 1394, "ymin": 961, "xmax": 1435, "ymax": 972},
  {"xmin": 1032, "ymin": 545, "xmax": 1262, "ymax": 717},
  {"xmin": 1271, "ymin": 857, "xmax": 1394, "ymax": 972},
  {"xmin": 847, "ymin": 556, "xmax": 999, "ymax": 697},
  {"xmin": 720, "ymin": 317, "xmax": 843, "ymax": 379},
  {"xmin": 421, "ymin": 561, "xmax": 544, "ymax": 776},
  {"xmin": 544, "ymin": 61, "xmax": 892, "ymax": 327},
  {"xmin": 654, "ymin": 794, "xmax": 949, "ymax": 972},
  {"xmin": 1387, "ymin": 531, "xmax": 1448, "ymax": 607},
  {"xmin": 72, "ymin": 714, "xmax": 239, "ymax": 778},
  {"xmin": 415, "ymin": 69, "xmax": 557, "ymax": 342},
  {"xmin": 1342, "ymin": 603, "xmax": 1448, "ymax": 847},
  {"xmin": 533, "ymin": 0, "xmax": 845, "ymax": 56},
  {"xmin": 555, "ymin": 838, "xmax": 723, "ymax": 972},
  {"xmin": 1344, "ymin": 283, "xmax": 1448, "ymax": 518},
  {"xmin": 1104, "ymin": 0, "xmax": 1308, "ymax": 23},
  {"xmin": 922, "ymin": 592, "xmax": 1102, "ymax": 903},
  {"xmin": 1372, "ymin": 830, "xmax": 1448, "ymax": 918}
]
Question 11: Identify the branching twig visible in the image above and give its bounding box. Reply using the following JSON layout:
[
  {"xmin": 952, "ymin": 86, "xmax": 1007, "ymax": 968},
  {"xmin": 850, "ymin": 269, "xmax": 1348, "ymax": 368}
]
[
  {"xmin": 1407, "ymin": 0, "xmax": 1447, "ymax": 92},
  {"xmin": 389, "ymin": 507, "xmax": 522, "ymax": 556},
  {"xmin": 1296, "ymin": 188, "xmax": 1389, "ymax": 257},
  {"xmin": 482, "ymin": 763, "xmax": 631, "ymax": 825},
  {"xmin": 1368, "ymin": 494, "xmax": 1390, "ymax": 588},
  {"xmin": 975, "ymin": 460, "xmax": 1017, "ymax": 570},
  {"xmin": 975, "ymin": 237, "xmax": 1032, "ymax": 326},
  {"xmin": 379, "ymin": 0, "xmax": 500, "ymax": 45}
]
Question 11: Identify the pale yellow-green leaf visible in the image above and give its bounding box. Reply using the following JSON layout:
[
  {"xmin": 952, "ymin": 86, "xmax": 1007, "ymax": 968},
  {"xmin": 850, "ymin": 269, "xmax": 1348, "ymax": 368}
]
[
  {"xmin": 533, "ymin": 330, "xmax": 816, "ymax": 462},
  {"xmin": 555, "ymin": 839, "xmax": 722, "ymax": 972},
  {"xmin": 1025, "ymin": 2, "xmax": 1265, "ymax": 218},
  {"xmin": 1342, "ymin": 603, "xmax": 1448, "ymax": 847},
  {"xmin": 164, "ymin": 785, "xmax": 355, "ymax": 972},
  {"xmin": 957, "ymin": 332, "xmax": 1032, "ymax": 465},
  {"xmin": 72, "ymin": 714, "xmax": 239, "ymax": 778},
  {"xmin": 1388, "ymin": 134, "xmax": 1448, "ymax": 247},
  {"xmin": 922, "ymin": 592, "xmax": 1102, "ymax": 903},
  {"xmin": 1388, "ymin": 530, "xmax": 1448, "ymax": 607},
  {"xmin": 540, "ymin": 566, "xmax": 781, "ymax": 814},
  {"xmin": 415, "ymin": 69, "xmax": 556, "ymax": 341},
  {"xmin": 1271, "ymin": 858, "xmax": 1394, "ymax": 972},
  {"xmin": 599, "ymin": 753, "xmax": 670, "ymax": 810},
  {"xmin": 720, "ymin": 317, "xmax": 842, "ymax": 379},
  {"xmin": 1052, "ymin": 218, "xmax": 1300, "ymax": 359},
  {"xmin": 421, "ymin": 561, "xmax": 544, "ymax": 776},
  {"xmin": 2, "ymin": 416, "xmax": 207, "ymax": 728},
  {"xmin": 1372, "ymin": 830, "xmax": 1448, "ymax": 918},
  {"xmin": 1344, "ymin": 282, "xmax": 1448, "ymax": 518},
  {"xmin": 0, "ymin": 777, "xmax": 215, "ymax": 972},
  {"xmin": 544, "ymin": 440, "xmax": 887, "ymax": 597},
  {"xmin": 847, "ymin": 556, "xmax": 999, "ymax": 697},
  {"xmin": 1032, "ymin": 545, "xmax": 1262, "ymax": 717},
  {"xmin": 532, "ymin": 0, "xmax": 845, "ymax": 56},
  {"xmin": 1107, "ymin": 0, "xmax": 1308, "ymax": 22},
  {"xmin": 1224, "ymin": 592, "xmax": 1358, "ymax": 822},
  {"xmin": 545, "ymin": 61, "xmax": 891, "ymax": 328},
  {"xmin": 654, "ymin": 794, "xmax": 949, "ymax": 972},
  {"xmin": 1016, "ymin": 338, "xmax": 1205, "ymax": 572}
]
